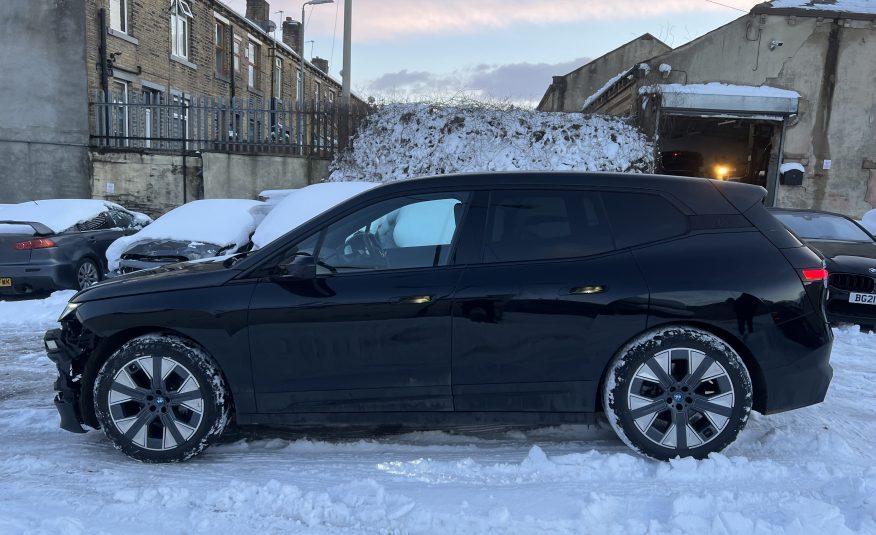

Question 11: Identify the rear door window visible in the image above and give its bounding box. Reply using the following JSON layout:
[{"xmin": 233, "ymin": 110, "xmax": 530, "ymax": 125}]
[
  {"xmin": 602, "ymin": 192, "xmax": 688, "ymax": 249},
  {"xmin": 76, "ymin": 212, "xmax": 114, "ymax": 232},
  {"xmin": 483, "ymin": 190, "xmax": 614, "ymax": 263}
]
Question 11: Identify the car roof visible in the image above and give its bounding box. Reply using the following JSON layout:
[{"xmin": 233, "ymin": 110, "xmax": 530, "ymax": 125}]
[{"xmin": 354, "ymin": 172, "xmax": 756, "ymax": 215}]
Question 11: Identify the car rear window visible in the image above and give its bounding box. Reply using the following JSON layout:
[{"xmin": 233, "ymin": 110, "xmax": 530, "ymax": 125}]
[
  {"xmin": 602, "ymin": 192, "xmax": 688, "ymax": 249},
  {"xmin": 483, "ymin": 190, "xmax": 614, "ymax": 263},
  {"xmin": 773, "ymin": 212, "xmax": 873, "ymax": 242}
]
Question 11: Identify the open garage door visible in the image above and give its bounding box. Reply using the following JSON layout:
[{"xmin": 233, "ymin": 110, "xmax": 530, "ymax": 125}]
[{"xmin": 641, "ymin": 84, "xmax": 799, "ymax": 205}]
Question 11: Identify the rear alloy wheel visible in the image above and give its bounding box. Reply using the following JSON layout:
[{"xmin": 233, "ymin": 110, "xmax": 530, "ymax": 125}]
[
  {"xmin": 93, "ymin": 334, "xmax": 230, "ymax": 462},
  {"xmin": 76, "ymin": 258, "xmax": 101, "ymax": 290},
  {"xmin": 603, "ymin": 327, "xmax": 752, "ymax": 460}
]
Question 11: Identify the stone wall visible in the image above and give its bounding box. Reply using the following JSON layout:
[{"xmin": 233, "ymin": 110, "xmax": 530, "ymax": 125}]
[
  {"xmin": 90, "ymin": 150, "xmax": 330, "ymax": 217},
  {"xmin": 0, "ymin": 0, "xmax": 91, "ymax": 203}
]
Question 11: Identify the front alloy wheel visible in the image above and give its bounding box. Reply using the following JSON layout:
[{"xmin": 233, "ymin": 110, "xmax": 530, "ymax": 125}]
[
  {"xmin": 603, "ymin": 327, "xmax": 752, "ymax": 460},
  {"xmin": 94, "ymin": 334, "xmax": 229, "ymax": 462}
]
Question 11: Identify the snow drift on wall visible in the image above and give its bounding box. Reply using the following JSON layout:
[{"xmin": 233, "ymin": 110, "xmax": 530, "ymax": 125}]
[{"xmin": 329, "ymin": 102, "xmax": 654, "ymax": 183}]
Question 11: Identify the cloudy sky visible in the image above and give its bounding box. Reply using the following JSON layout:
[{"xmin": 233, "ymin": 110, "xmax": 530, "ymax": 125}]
[{"xmin": 226, "ymin": 0, "xmax": 762, "ymax": 104}]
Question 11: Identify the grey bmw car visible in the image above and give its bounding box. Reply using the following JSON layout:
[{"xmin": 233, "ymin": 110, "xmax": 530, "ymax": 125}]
[{"xmin": 0, "ymin": 200, "xmax": 147, "ymax": 296}]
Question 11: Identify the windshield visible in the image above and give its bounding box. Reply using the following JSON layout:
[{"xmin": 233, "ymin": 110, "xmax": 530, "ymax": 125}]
[{"xmin": 774, "ymin": 212, "xmax": 873, "ymax": 242}]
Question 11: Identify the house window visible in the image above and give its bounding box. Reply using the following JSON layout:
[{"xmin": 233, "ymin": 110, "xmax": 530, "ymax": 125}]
[
  {"xmin": 314, "ymin": 81, "xmax": 321, "ymax": 105},
  {"xmin": 171, "ymin": 93, "xmax": 190, "ymax": 149},
  {"xmin": 247, "ymin": 41, "xmax": 260, "ymax": 89},
  {"xmin": 110, "ymin": 79, "xmax": 129, "ymax": 147},
  {"xmin": 274, "ymin": 57, "xmax": 282, "ymax": 99},
  {"xmin": 171, "ymin": 0, "xmax": 193, "ymax": 59},
  {"xmin": 296, "ymin": 71, "xmax": 302, "ymax": 102},
  {"xmin": 110, "ymin": 0, "xmax": 128, "ymax": 33},
  {"xmin": 143, "ymin": 88, "xmax": 162, "ymax": 148},
  {"xmin": 328, "ymin": 90, "xmax": 335, "ymax": 105},
  {"xmin": 233, "ymin": 37, "xmax": 241, "ymax": 72},
  {"xmin": 215, "ymin": 21, "xmax": 230, "ymax": 78}
]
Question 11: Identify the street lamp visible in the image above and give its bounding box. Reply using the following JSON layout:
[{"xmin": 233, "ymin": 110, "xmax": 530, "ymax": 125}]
[{"xmin": 298, "ymin": 0, "xmax": 333, "ymax": 151}]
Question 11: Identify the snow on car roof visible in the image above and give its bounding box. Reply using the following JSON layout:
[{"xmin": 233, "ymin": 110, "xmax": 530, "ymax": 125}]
[
  {"xmin": 0, "ymin": 199, "xmax": 130, "ymax": 234},
  {"xmin": 106, "ymin": 199, "xmax": 266, "ymax": 271},
  {"xmin": 251, "ymin": 182, "xmax": 377, "ymax": 249}
]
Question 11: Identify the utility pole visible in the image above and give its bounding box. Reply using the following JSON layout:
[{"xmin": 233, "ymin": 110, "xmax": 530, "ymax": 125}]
[{"xmin": 342, "ymin": 0, "xmax": 352, "ymax": 101}]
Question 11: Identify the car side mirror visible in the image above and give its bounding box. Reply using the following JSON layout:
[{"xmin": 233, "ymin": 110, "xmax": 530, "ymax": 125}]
[{"xmin": 276, "ymin": 254, "xmax": 316, "ymax": 280}]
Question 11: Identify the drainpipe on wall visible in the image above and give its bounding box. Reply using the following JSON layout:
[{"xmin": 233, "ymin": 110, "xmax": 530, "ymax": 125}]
[{"xmin": 98, "ymin": 8, "xmax": 110, "ymax": 144}]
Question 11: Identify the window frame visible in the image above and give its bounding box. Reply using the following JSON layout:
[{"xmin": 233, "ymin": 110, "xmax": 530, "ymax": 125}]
[
  {"xmin": 479, "ymin": 188, "xmax": 618, "ymax": 266},
  {"xmin": 247, "ymin": 40, "xmax": 261, "ymax": 89},
  {"xmin": 246, "ymin": 191, "xmax": 473, "ymax": 279},
  {"xmin": 171, "ymin": 0, "xmax": 193, "ymax": 60},
  {"xmin": 273, "ymin": 57, "xmax": 283, "ymax": 99},
  {"xmin": 214, "ymin": 20, "xmax": 231, "ymax": 79},
  {"xmin": 233, "ymin": 36, "xmax": 242, "ymax": 72},
  {"xmin": 110, "ymin": 0, "xmax": 128, "ymax": 34}
]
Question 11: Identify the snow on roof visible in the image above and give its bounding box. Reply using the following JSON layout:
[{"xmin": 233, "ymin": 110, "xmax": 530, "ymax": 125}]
[
  {"xmin": 251, "ymin": 182, "xmax": 377, "ymax": 249},
  {"xmin": 105, "ymin": 199, "xmax": 265, "ymax": 271},
  {"xmin": 0, "ymin": 199, "xmax": 130, "ymax": 234},
  {"xmin": 639, "ymin": 82, "xmax": 800, "ymax": 99},
  {"xmin": 582, "ymin": 70, "xmax": 633, "ymax": 110},
  {"xmin": 767, "ymin": 0, "xmax": 876, "ymax": 15}
]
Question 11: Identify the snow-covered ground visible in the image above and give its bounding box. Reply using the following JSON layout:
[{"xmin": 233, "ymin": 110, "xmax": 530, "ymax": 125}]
[
  {"xmin": 1, "ymin": 294, "xmax": 874, "ymax": 534},
  {"xmin": 329, "ymin": 103, "xmax": 654, "ymax": 184}
]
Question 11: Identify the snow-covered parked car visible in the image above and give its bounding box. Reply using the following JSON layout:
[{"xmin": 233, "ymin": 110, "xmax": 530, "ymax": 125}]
[
  {"xmin": 0, "ymin": 199, "xmax": 149, "ymax": 295},
  {"xmin": 251, "ymin": 182, "xmax": 377, "ymax": 249},
  {"xmin": 106, "ymin": 199, "xmax": 266, "ymax": 274},
  {"xmin": 863, "ymin": 208, "xmax": 876, "ymax": 235}
]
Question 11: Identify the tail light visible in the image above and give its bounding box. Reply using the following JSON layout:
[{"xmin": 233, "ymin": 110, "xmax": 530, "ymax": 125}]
[
  {"xmin": 15, "ymin": 238, "xmax": 57, "ymax": 250},
  {"xmin": 801, "ymin": 268, "xmax": 828, "ymax": 282}
]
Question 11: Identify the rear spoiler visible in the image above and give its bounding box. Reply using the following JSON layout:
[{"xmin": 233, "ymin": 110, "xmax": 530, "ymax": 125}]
[{"xmin": 0, "ymin": 220, "xmax": 54, "ymax": 235}]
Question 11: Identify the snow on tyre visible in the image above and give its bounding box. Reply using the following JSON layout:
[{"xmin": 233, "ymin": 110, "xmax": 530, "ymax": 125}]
[
  {"xmin": 93, "ymin": 334, "xmax": 230, "ymax": 462},
  {"xmin": 603, "ymin": 327, "xmax": 752, "ymax": 461}
]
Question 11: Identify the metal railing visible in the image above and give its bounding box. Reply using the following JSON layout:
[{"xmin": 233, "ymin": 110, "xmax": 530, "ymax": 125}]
[{"xmin": 91, "ymin": 90, "xmax": 369, "ymax": 158}]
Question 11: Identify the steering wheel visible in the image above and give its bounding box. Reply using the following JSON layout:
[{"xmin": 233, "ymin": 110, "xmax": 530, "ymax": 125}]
[{"xmin": 344, "ymin": 231, "xmax": 388, "ymax": 267}]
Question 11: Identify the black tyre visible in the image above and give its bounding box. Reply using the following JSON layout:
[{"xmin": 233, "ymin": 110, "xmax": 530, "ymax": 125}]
[
  {"xmin": 93, "ymin": 334, "xmax": 230, "ymax": 462},
  {"xmin": 75, "ymin": 258, "xmax": 102, "ymax": 290},
  {"xmin": 603, "ymin": 327, "xmax": 752, "ymax": 461}
]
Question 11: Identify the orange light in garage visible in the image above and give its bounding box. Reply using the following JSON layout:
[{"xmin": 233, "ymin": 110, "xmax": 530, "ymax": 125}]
[{"xmin": 714, "ymin": 165, "xmax": 730, "ymax": 180}]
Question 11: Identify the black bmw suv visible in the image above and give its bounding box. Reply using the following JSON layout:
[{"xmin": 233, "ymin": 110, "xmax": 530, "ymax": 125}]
[{"xmin": 45, "ymin": 173, "xmax": 833, "ymax": 462}]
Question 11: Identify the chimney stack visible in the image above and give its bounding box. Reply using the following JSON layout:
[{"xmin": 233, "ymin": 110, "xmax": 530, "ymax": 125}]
[
  {"xmin": 282, "ymin": 17, "xmax": 302, "ymax": 55},
  {"xmin": 312, "ymin": 57, "xmax": 329, "ymax": 74},
  {"xmin": 245, "ymin": 0, "xmax": 270, "ymax": 24}
]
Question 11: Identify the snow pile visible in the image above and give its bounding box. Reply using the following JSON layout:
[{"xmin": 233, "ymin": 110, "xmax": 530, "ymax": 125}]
[
  {"xmin": 862, "ymin": 209, "xmax": 876, "ymax": 235},
  {"xmin": 105, "ymin": 199, "xmax": 266, "ymax": 271},
  {"xmin": 0, "ymin": 290, "xmax": 74, "ymax": 328},
  {"xmin": 659, "ymin": 63, "xmax": 672, "ymax": 74},
  {"xmin": 329, "ymin": 102, "xmax": 654, "ymax": 183},
  {"xmin": 0, "ymin": 199, "xmax": 134, "ymax": 234},
  {"xmin": 251, "ymin": 182, "xmax": 377, "ymax": 249},
  {"xmin": 770, "ymin": 0, "xmax": 876, "ymax": 14},
  {"xmin": 640, "ymin": 82, "xmax": 800, "ymax": 99}
]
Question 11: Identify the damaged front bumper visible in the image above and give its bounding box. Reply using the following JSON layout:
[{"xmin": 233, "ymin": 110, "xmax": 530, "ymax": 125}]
[{"xmin": 44, "ymin": 328, "xmax": 88, "ymax": 433}]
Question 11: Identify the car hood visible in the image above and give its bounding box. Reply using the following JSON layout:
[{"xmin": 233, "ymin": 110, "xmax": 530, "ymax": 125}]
[
  {"xmin": 121, "ymin": 239, "xmax": 222, "ymax": 259},
  {"xmin": 71, "ymin": 258, "xmax": 242, "ymax": 303},
  {"xmin": 805, "ymin": 240, "xmax": 876, "ymax": 274}
]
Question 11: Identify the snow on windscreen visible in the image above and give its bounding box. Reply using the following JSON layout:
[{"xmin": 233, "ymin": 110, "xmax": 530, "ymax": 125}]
[
  {"xmin": 251, "ymin": 182, "xmax": 377, "ymax": 249},
  {"xmin": 106, "ymin": 199, "xmax": 266, "ymax": 270},
  {"xmin": 0, "ymin": 199, "xmax": 129, "ymax": 234},
  {"xmin": 775, "ymin": 212, "xmax": 872, "ymax": 242}
]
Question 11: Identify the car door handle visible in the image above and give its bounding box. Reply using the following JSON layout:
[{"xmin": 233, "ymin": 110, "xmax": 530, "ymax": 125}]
[
  {"xmin": 396, "ymin": 295, "xmax": 433, "ymax": 304},
  {"xmin": 569, "ymin": 285, "xmax": 605, "ymax": 295}
]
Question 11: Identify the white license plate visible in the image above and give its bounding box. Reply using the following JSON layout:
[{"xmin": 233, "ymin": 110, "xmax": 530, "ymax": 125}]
[{"xmin": 849, "ymin": 292, "xmax": 876, "ymax": 305}]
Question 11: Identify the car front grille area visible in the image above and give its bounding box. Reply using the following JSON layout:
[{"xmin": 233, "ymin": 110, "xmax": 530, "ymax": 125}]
[{"xmin": 829, "ymin": 273, "xmax": 876, "ymax": 294}]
